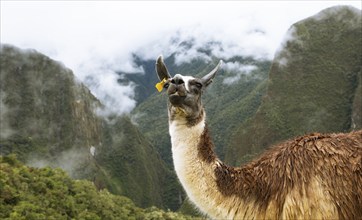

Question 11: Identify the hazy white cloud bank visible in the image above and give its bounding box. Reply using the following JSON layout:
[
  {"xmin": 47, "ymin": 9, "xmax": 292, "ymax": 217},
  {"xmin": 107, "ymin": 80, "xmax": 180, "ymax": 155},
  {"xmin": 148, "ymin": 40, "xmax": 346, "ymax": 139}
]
[
  {"xmin": 27, "ymin": 146, "xmax": 93, "ymax": 178},
  {"xmin": 1, "ymin": 1, "xmax": 360, "ymax": 115},
  {"xmin": 222, "ymin": 63, "xmax": 258, "ymax": 85}
]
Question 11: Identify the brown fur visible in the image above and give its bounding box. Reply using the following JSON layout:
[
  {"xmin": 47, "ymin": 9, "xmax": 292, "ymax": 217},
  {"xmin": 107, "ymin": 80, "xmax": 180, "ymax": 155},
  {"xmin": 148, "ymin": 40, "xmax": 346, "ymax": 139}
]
[
  {"xmin": 197, "ymin": 124, "xmax": 217, "ymax": 163},
  {"xmin": 199, "ymin": 130, "xmax": 362, "ymax": 219}
]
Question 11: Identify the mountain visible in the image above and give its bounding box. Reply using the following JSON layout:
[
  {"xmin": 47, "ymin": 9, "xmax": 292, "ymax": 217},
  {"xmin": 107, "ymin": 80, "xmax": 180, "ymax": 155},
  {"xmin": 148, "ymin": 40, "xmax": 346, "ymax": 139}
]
[
  {"xmin": 226, "ymin": 5, "xmax": 362, "ymax": 164},
  {"xmin": 0, "ymin": 45, "xmax": 101, "ymax": 161},
  {"xmin": 0, "ymin": 44, "xmax": 180, "ymax": 210}
]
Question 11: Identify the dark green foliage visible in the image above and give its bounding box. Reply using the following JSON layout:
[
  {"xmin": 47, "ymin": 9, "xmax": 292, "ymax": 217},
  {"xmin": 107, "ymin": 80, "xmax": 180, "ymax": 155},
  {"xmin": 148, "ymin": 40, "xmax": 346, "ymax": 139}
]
[
  {"xmin": 0, "ymin": 155, "xmax": 199, "ymax": 220},
  {"xmin": 178, "ymin": 199, "xmax": 203, "ymax": 217}
]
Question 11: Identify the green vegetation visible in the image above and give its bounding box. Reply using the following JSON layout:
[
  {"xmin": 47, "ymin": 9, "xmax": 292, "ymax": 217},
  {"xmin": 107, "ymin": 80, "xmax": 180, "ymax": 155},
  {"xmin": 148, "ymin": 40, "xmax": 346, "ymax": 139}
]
[{"xmin": 0, "ymin": 155, "xmax": 201, "ymax": 220}]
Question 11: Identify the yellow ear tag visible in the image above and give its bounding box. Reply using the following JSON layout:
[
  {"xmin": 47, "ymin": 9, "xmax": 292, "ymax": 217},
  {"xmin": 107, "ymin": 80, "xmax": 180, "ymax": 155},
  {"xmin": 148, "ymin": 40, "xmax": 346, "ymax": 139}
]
[{"xmin": 155, "ymin": 78, "xmax": 167, "ymax": 92}]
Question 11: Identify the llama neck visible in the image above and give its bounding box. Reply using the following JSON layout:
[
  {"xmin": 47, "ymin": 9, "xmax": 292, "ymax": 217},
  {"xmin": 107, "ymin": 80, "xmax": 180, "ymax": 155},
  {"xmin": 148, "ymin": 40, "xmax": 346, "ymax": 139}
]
[
  {"xmin": 169, "ymin": 110, "xmax": 217, "ymax": 168},
  {"xmin": 169, "ymin": 110, "xmax": 231, "ymax": 218},
  {"xmin": 169, "ymin": 111, "xmax": 264, "ymax": 219}
]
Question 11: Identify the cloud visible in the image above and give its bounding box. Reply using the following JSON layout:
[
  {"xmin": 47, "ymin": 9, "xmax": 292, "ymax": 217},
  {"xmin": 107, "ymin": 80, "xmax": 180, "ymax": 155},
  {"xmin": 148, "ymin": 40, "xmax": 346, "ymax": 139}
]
[
  {"xmin": 222, "ymin": 63, "xmax": 258, "ymax": 85},
  {"xmin": 274, "ymin": 26, "xmax": 301, "ymax": 67},
  {"xmin": 223, "ymin": 62, "xmax": 258, "ymax": 73},
  {"xmin": 1, "ymin": 1, "xmax": 360, "ymax": 114},
  {"xmin": 27, "ymin": 146, "xmax": 92, "ymax": 178},
  {"xmin": 87, "ymin": 70, "xmax": 136, "ymax": 116},
  {"xmin": 73, "ymin": 56, "xmax": 138, "ymax": 116}
]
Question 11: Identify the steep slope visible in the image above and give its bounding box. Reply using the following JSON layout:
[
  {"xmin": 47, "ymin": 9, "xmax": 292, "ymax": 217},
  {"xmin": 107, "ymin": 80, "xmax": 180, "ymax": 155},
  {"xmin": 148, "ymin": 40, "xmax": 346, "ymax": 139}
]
[
  {"xmin": 96, "ymin": 116, "xmax": 181, "ymax": 209},
  {"xmin": 0, "ymin": 45, "xmax": 102, "ymax": 161},
  {"xmin": 226, "ymin": 6, "xmax": 362, "ymax": 165},
  {"xmin": 0, "ymin": 44, "xmax": 178, "ymax": 209}
]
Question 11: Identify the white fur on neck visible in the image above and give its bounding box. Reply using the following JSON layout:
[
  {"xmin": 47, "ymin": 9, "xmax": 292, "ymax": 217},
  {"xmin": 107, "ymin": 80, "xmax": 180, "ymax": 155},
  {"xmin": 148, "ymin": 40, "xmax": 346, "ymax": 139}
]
[{"xmin": 169, "ymin": 111, "xmax": 237, "ymax": 219}]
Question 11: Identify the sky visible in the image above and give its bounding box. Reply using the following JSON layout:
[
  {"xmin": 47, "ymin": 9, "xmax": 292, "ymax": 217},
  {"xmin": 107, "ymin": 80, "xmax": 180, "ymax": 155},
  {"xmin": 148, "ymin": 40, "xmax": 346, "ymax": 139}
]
[{"xmin": 1, "ymin": 0, "xmax": 361, "ymax": 115}]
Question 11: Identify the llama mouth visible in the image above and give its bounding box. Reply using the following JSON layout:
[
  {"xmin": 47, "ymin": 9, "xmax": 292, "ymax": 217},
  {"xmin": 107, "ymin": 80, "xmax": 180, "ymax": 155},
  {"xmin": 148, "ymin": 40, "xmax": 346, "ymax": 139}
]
[{"xmin": 169, "ymin": 93, "xmax": 186, "ymax": 106}]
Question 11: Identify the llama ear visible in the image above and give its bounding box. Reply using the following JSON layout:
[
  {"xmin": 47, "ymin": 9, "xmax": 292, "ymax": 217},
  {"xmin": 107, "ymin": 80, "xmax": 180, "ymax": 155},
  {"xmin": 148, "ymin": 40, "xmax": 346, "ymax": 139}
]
[
  {"xmin": 201, "ymin": 60, "xmax": 223, "ymax": 87},
  {"xmin": 156, "ymin": 55, "xmax": 171, "ymax": 81}
]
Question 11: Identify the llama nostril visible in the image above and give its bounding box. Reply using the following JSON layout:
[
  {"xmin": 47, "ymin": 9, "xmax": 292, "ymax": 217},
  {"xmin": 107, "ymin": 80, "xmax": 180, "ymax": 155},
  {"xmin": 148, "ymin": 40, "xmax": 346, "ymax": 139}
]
[{"xmin": 171, "ymin": 77, "xmax": 184, "ymax": 85}]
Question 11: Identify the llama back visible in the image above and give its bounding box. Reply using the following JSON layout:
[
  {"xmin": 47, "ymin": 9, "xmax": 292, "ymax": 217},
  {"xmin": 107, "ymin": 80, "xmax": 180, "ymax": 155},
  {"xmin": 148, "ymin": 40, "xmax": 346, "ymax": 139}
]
[{"xmin": 234, "ymin": 130, "xmax": 362, "ymax": 219}]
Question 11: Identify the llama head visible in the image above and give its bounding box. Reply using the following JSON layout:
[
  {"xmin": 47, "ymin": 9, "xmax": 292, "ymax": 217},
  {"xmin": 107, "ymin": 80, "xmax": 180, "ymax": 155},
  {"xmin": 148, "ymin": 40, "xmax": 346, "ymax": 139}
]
[{"xmin": 155, "ymin": 55, "xmax": 222, "ymax": 125}]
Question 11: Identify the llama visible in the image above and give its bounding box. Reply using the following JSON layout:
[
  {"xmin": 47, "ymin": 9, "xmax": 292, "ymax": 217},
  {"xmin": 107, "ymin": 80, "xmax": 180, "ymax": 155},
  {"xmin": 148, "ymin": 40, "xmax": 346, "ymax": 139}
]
[{"xmin": 155, "ymin": 55, "xmax": 362, "ymax": 219}]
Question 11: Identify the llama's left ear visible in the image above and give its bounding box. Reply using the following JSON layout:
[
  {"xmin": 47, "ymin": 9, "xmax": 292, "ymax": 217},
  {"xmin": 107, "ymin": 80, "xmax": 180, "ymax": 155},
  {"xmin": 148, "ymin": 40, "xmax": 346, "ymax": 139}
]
[
  {"xmin": 156, "ymin": 55, "xmax": 172, "ymax": 81},
  {"xmin": 201, "ymin": 60, "xmax": 223, "ymax": 86}
]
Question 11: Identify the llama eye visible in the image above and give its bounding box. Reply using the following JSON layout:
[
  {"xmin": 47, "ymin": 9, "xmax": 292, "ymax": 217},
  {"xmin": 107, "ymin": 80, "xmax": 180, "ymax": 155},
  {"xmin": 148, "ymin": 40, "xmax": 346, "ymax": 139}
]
[
  {"xmin": 164, "ymin": 83, "xmax": 169, "ymax": 89},
  {"xmin": 195, "ymin": 82, "xmax": 203, "ymax": 88}
]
